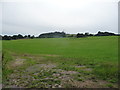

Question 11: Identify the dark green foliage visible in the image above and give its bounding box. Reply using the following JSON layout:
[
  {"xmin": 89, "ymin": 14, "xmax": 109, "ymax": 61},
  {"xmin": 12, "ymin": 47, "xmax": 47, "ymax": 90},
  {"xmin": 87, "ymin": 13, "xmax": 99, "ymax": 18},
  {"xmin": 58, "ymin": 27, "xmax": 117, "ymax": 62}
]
[
  {"xmin": 2, "ymin": 34, "xmax": 35, "ymax": 40},
  {"xmin": 95, "ymin": 31, "xmax": 116, "ymax": 36},
  {"xmin": 76, "ymin": 33, "xmax": 86, "ymax": 38},
  {"xmin": 39, "ymin": 31, "xmax": 66, "ymax": 38}
]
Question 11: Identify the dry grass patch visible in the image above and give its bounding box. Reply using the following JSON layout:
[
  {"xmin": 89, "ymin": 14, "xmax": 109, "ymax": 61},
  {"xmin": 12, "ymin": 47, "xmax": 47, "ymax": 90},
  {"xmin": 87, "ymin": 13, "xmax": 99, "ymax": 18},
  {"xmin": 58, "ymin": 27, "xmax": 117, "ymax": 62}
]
[{"xmin": 9, "ymin": 58, "xmax": 26, "ymax": 69}]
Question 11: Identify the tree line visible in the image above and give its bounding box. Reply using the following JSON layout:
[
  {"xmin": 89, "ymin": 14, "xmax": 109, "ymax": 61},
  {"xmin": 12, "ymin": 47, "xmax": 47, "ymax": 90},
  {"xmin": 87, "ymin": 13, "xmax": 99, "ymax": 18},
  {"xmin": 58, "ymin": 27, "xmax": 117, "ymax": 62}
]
[
  {"xmin": 76, "ymin": 31, "xmax": 118, "ymax": 38},
  {"xmin": 1, "ymin": 34, "xmax": 35, "ymax": 40},
  {"xmin": 1, "ymin": 31, "xmax": 119, "ymax": 40},
  {"xmin": 39, "ymin": 31, "xmax": 66, "ymax": 38}
]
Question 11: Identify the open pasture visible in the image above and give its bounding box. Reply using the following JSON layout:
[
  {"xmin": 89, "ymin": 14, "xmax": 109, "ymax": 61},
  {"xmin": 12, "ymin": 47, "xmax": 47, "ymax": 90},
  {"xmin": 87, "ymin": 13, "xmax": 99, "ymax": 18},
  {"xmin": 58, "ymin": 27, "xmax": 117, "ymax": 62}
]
[{"xmin": 2, "ymin": 36, "xmax": 118, "ymax": 88}]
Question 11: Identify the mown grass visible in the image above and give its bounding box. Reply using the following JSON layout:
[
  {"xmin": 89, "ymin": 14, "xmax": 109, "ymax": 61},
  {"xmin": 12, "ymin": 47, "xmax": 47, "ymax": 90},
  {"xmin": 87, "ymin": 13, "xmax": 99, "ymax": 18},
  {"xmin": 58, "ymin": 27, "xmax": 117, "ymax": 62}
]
[
  {"xmin": 2, "ymin": 36, "xmax": 119, "ymax": 86},
  {"xmin": 3, "ymin": 36, "xmax": 118, "ymax": 61}
]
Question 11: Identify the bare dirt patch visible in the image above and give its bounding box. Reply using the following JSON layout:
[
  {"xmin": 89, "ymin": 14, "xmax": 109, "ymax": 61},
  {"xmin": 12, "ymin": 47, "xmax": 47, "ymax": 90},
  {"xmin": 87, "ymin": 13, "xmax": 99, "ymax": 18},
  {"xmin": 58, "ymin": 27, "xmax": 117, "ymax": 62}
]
[
  {"xmin": 75, "ymin": 65, "xmax": 86, "ymax": 68},
  {"xmin": 60, "ymin": 71, "xmax": 78, "ymax": 75},
  {"xmin": 4, "ymin": 53, "xmax": 117, "ymax": 88},
  {"xmin": 22, "ymin": 53, "xmax": 59, "ymax": 57},
  {"xmin": 6, "ymin": 63, "xmax": 117, "ymax": 88},
  {"xmin": 83, "ymin": 68, "xmax": 92, "ymax": 71},
  {"xmin": 75, "ymin": 65, "xmax": 92, "ymax": 71},
  {"xmin": 40, "ymin": 54, "xmax": 60, "ymax": 57},
  {"xmin": 26, "ymin": 64, "xmax": 56, "ymax": 73},
  {"xmin": 10, "ymin": 58, "xmax": 26, "ymax": 68}
]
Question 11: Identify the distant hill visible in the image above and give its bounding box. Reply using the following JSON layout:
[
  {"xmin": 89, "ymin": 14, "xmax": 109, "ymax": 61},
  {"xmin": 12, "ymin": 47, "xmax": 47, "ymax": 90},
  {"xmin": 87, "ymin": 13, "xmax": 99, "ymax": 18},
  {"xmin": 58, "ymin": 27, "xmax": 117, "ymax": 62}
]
[{"xmin": 38, "ymin": 31, "xmax": 66, "ymax": 38}]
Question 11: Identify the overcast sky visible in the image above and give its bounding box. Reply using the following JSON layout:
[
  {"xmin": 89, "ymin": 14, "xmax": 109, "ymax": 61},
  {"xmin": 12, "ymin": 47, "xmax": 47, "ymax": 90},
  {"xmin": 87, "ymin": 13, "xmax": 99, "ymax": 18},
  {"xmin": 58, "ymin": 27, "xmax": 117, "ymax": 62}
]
[{"xmin": 0, "ymin": 0, "xmax": 119, "ymax": 36}]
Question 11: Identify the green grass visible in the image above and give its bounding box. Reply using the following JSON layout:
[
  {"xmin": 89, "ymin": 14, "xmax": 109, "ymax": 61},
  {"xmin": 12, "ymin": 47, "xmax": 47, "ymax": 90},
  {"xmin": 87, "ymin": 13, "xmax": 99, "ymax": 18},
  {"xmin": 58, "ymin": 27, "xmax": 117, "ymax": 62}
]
[
  {"xmin": 2, "ymin": 36, "xmax": 119, "ymax": 87},
  {"xmin": 3, "ymin": 36, "xmax": 118, "ymax": 61},
  {"xmin": 2, "ymin": 50, "xmax": 13, "ymax": 84}
]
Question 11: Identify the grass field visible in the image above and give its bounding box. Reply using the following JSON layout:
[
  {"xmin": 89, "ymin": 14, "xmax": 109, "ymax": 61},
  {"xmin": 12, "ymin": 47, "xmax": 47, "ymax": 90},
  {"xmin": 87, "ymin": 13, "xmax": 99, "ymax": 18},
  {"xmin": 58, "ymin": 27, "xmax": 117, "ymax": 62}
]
[{"xmin": 2, "ymin": 36, "xmax": 118, "ymax": 88}]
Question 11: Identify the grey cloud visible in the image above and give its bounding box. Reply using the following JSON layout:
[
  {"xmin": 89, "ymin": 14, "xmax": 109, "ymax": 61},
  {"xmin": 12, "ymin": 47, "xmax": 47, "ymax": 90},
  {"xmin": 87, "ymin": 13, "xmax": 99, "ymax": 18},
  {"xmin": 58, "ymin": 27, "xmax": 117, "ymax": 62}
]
[{"xmin": 1, "ymin": 0, "xmax": 118, "ymax": 35}]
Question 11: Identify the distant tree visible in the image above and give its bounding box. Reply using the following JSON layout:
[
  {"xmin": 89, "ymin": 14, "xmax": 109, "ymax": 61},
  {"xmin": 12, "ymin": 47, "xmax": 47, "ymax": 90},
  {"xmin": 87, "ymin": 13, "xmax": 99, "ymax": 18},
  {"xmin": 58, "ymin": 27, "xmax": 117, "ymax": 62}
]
[
  {"xmin": 2, "ymin": 34, "xmax": 35, "ymax": 40},
  {"xmin": 89, "ymin": 34, "xmax": 94, "ymax": 36},
  {"xmin": 68, "ymin": 34, "xmax": 74, "ymax": 37},
  {"xmin": 18, "ymin": 34, "xmax": 24, "ymax": 39},
  {"xmin": 24, "ymin": 35, "xmax": 28, "ymax": 38},
  {"xmin": 95, "ymin": 31, "xmax": 116, "ymax": 36},
  {"xmin": 28, "ymin": 35, "xmax": 31, "ymax": 38},
  {"xmin": 76, "ymin": 33, "xmax": 86, "ymax": 38},
  {"xmin": 39, "ymin": 31, "xmax": 66, "ymax": 38},
  {"xmin": 61, "ymin": 31, "xmax": 66, "ymax": 37},
  {"xmin": 31, "ymin": 35, "xmax": 35, "ymax": 39},
  {"xmin": 76, "ymin": 33, "xmax": 80, "ymax": 38},
  {"xmin": 85, "ymin": 32, "xmax": 89, "ymax": 36},
  {"xmin": 2, "ymin": 35, "xmax": 11, "ymax": 40},
  {"xmin": 11, "ymin": 35, "xmax": 18, "ymax": 40}
]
